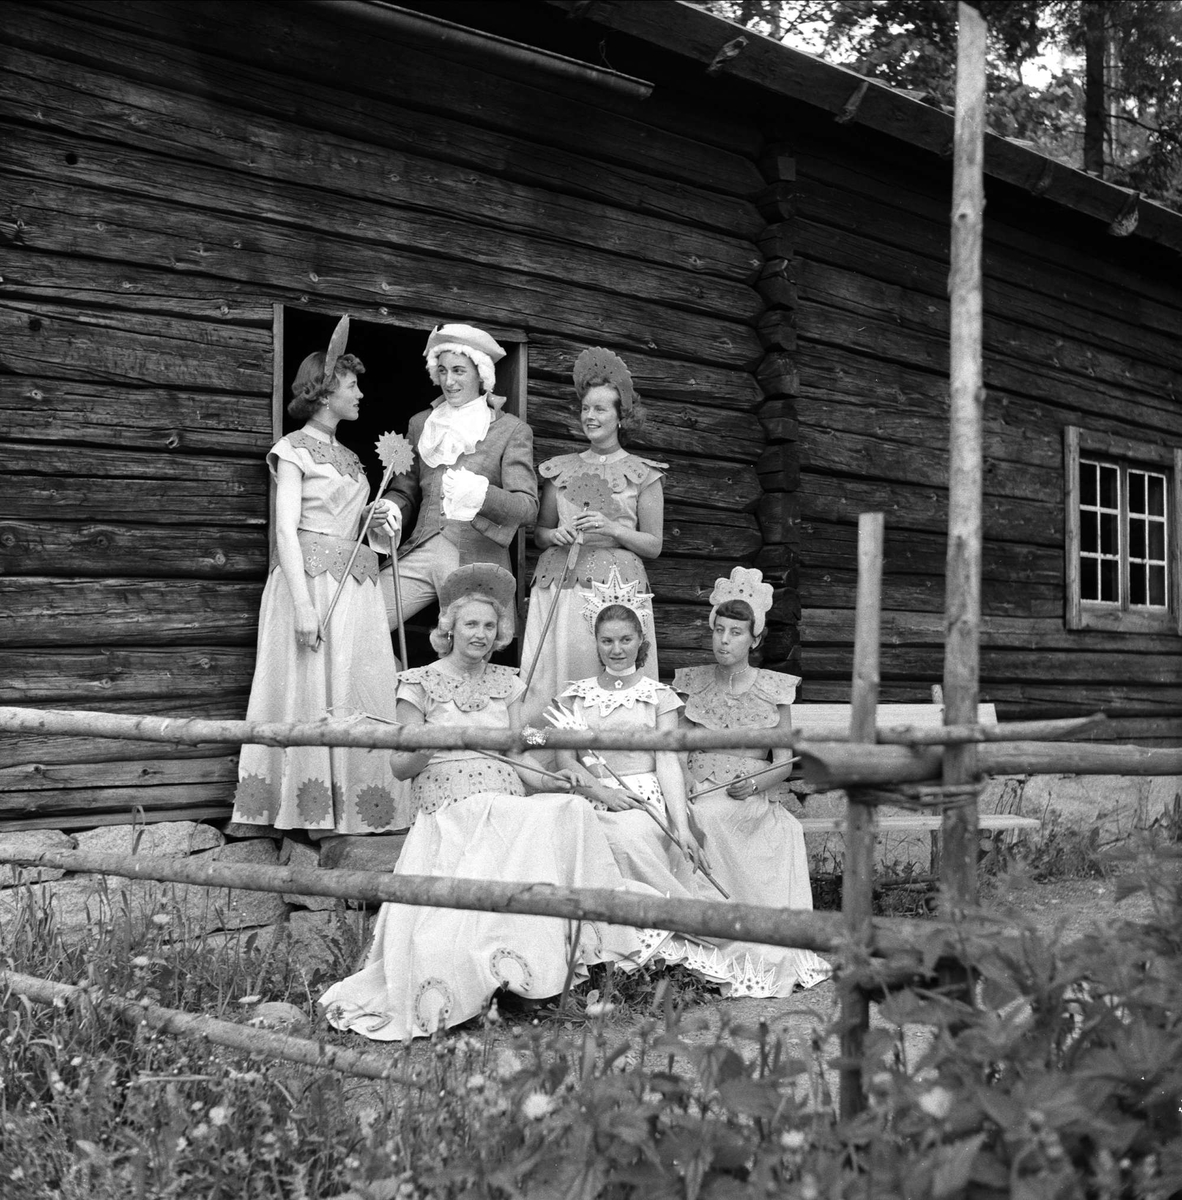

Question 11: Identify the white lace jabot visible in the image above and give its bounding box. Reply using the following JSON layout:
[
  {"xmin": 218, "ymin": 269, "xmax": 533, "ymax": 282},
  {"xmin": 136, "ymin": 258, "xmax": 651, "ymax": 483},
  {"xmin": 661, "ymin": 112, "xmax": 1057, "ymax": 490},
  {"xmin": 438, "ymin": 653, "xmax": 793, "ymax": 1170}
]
[{"xmin": 418, "ymin": 396, "xmax": 493, "ymax": 468}]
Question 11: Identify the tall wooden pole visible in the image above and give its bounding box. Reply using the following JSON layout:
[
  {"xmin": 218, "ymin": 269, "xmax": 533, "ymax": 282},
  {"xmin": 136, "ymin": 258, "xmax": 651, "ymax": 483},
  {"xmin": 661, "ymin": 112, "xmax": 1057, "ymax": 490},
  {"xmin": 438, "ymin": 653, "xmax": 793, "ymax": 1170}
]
[
  {"xmin": 840, "ymin": 511, "xmax": 884, "ymax": 1118},
  {"xmin": 942, "ymin": 2, "xmax": 987, "ymax": 910}
]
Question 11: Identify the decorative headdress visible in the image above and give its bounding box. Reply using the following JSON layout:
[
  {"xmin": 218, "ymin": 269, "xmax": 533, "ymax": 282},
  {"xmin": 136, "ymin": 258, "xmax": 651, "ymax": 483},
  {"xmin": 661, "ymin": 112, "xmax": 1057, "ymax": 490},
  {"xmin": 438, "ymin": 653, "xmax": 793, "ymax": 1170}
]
[
  {"xmin": 323, "ymin": 315, "xmax": 351, "ymax": 387},
  {"xmin": 580, "ymin": 564, "xmax": 653, "ymax": 632},
  {"xmin": 709, "ymin": 566, "xmax": 774, "ymax": 636},
  {"xmin": 438, "ymin": 563, "xmax": 517, "ymax": 615},
  {"xmin": 424, "ymin": 323, "xmax": 505, "ymax": 395},
  {"xmin": 573, "ymin": 346, "xmax": 635, "ymax": 413}
]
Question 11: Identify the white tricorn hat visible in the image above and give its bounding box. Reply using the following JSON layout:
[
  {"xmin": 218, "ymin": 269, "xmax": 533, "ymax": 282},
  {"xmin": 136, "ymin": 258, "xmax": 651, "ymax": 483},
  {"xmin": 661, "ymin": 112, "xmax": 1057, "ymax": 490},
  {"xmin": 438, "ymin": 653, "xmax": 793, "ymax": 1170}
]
[{"xmin": 424, "ymin": 323, "xmax": 506, "ymax": 395}]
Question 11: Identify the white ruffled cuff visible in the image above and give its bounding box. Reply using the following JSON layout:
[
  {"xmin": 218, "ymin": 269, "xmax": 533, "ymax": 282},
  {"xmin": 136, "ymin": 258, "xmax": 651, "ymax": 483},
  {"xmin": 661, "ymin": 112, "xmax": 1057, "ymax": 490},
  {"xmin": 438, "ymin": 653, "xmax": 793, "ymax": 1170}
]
[{"xmin": 441, "ymin": 467, "xmax": 489, "ymax": 521}]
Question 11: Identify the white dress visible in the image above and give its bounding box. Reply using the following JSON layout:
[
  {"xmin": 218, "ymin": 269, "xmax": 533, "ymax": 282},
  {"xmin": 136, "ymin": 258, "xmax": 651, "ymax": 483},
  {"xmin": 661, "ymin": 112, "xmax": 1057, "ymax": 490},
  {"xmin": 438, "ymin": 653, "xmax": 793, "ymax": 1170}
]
[
  {"xmin": 231, "ymin": 431, "xmax": 410, "ymax": 834},
  {"xmin": 557, "ymin": 676, "xmax": 822, "ymax": 997},
  {"xmin": 675, "ymin": 666, "xmax": 831, "ymax": 995},
  {"xmin": 318, "ymin": 663, "xmax": 646, "ymax": 1041}
]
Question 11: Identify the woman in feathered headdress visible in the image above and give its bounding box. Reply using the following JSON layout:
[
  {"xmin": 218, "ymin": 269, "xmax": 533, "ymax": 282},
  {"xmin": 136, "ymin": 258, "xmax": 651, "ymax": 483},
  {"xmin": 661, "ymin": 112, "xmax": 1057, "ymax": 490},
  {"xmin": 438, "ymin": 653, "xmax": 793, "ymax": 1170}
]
[
  {"xmin": 520, "ymin": 346, "xmax": 667, "ymax": 728},
  {"xmin": 671, "ymin": 567, "xmax": 830, "ymax": 995},
  {"xmin": 232, "ymin": 318, "xmax": 410, "ymax": 836}
]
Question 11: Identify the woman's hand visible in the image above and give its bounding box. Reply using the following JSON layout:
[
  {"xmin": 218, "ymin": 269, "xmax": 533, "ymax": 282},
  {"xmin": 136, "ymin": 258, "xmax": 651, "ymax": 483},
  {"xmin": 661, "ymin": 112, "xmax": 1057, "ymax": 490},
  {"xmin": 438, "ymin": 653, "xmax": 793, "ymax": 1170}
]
[
  {"xmin": 683, "ymin": 836, "xmax": 712, "ymax": 876},
  {"xmin": 726, "ymin": 775, "xmax": 759, "ymax": 801},
  {"xmin": 369, "ymin": 499, "xmax": 402, "ymax": 544},
  {"xmin": 548, "ymin": 523, "xmax": 579, "ymax": 547},
  {"xmin": 294, "ymin": 601, "xmax": 323, "ymax": 651},
  {"xmin": 574, "ymin": 509, "xmax": 617, "ymax": 538},
  {"xmin": 580, "ymin": 779, "xmax": 643, "ymax": 812},
  {"xmin": 551, "ymin": 768, "xmax": 583, "ymax": 793}
]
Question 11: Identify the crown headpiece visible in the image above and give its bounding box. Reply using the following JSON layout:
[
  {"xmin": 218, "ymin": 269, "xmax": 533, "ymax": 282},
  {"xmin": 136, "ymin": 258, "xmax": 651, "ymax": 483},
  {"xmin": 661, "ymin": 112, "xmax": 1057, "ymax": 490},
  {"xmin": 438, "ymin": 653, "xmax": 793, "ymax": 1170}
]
[
  {"xmin": 439, "ymin": 563, "xmax": 517, "ymax": 615},
  {"xmin": 323, "ymin": 314, "xmax": 351, "ymax": 387},
  {"xmin": 580, "ymin": 564, "xmax": 653, "ymax": 632},
  {"xmin": 709, "ymin": 567, "xmax": 773, "ymax": 636},
  {"xmin": 572, "ymin": 346, "xmax": 635, "ymax": 413}
]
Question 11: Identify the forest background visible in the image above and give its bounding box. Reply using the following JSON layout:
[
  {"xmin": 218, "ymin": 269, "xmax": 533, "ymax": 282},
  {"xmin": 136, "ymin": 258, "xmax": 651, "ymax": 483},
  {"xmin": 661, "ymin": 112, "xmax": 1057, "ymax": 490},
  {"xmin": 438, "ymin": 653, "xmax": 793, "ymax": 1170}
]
[{"xmin": 703, "ymin": 0, "xmax": 1182, "ymax": 211}]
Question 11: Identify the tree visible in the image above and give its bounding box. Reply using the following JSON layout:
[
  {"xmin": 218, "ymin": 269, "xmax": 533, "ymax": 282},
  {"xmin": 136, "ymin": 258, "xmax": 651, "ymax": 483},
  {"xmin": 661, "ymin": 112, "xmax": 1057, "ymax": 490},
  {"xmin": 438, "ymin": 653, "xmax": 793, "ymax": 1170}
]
[{"xmin": 704, "ymin": 1, "xmax": 1182, "ymax": 210}]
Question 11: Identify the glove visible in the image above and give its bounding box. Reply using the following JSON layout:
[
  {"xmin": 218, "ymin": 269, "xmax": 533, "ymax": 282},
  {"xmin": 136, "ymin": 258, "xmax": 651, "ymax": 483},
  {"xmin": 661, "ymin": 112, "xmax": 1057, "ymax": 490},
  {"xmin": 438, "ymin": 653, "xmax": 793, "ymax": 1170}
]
[{"xmin": 441, "ymin": 467, "xmax": 490, "ymax": 521}]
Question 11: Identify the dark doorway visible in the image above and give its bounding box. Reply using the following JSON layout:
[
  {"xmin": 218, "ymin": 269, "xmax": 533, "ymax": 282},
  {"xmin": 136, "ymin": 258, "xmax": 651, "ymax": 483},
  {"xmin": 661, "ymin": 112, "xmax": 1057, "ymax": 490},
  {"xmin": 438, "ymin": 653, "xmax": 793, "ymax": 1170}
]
[{"xmin": 276, "ymin": 308, "xmax": 528, "ymax": 669}]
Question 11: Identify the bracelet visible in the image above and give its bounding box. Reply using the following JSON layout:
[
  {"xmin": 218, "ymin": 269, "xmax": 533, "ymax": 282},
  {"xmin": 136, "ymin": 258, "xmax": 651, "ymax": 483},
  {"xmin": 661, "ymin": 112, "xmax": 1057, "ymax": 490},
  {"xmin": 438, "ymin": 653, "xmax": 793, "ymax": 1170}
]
[{"xmin": 522, "ymin": 726, "xmax": 549, "ymax": 748}]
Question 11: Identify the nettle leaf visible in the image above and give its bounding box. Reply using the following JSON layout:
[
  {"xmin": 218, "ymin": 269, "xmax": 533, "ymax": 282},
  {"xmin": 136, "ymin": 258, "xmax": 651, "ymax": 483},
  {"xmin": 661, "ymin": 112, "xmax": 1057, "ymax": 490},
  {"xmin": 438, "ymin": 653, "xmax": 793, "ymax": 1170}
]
[
  {"xmin": 931, "ymin": 1132, "xmax": 987, "ymax": 1200},
  {"xmin": 716, "ymin": 1076, "xmax": 782, "ymax": 1119}
]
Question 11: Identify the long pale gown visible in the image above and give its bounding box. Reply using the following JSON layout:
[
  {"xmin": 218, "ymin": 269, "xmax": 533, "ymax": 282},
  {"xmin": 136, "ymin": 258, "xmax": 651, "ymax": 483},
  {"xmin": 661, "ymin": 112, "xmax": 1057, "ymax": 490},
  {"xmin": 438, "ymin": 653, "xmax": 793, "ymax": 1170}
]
[
  {"xmin": 231, "ymin": 429, "xmax": 410, "ymax": 835},
  {"xmin": 318, "ymin": 663, "xmax": 647, "ymax": 1041},
  {"xmin": 557, "ymin": 676, "xmax": 823, "ymax": 996},
  {"xmin": 520, "ymin": 449, "xmax": 665, "ymax": 728},
  {"xmin": 674, "ymin": 666, "xmax": 831, "ymax": 995}
]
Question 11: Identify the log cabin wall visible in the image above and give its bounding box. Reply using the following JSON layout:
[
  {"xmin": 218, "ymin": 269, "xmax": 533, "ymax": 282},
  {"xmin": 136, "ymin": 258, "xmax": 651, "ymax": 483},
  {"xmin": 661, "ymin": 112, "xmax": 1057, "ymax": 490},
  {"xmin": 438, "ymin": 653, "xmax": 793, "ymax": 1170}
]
[
  {"xmin": 780, "ymin": 114, "xmax": 1182, "ymax": 733},
  {"xmin": 0, "ymin": 0, "xmax": 777, "ymax": 826}
]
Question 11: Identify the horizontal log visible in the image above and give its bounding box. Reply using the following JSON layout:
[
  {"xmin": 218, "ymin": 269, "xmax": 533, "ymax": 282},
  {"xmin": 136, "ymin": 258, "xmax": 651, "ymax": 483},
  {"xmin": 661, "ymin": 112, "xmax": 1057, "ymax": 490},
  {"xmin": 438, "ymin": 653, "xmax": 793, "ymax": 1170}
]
[
  {"xmin": 803, "ymin": 644, "xmax": 1180, "ymax": 686},
  {"xmin": 2, "ymin": 579, "xmax": 263, "ymax": 647},
  {"xmin": 799, "ymin": 254, "xmax": 1182, "ymax": 412},
  {"xmin": 756, "ymin": 352, "xmax": 799, "ymax": 399},
  {"xmin": 798, "ymin": 471, "xmax": 1061, "ymax": 549},
  {"xmin": 42, "ymin": 0, "xmax": 765, "ymax": 197},
  {"xmin": 527, "ymin": 337, "xmax": 762, "ymax": 412},
  {"xmin": 0, "ymin": 246, "xmax": 274, "ymax": 328},
  {"xmin": 0, "ymin": 753, "xmax": 238, "ymax": 793},
  {"xmin": 798, "ymin": 215, "xmax": 1182, "ymax": 378},
  {"xmin": 0, "ymin": 50, "xmax": 762, "ymax": 287},
  {"xmin": 793, "ymin": 147, "xmax": 1182, "ymax": 340},
  {"xmin": 530, "ymin": 389, "xmax": 765, "ymax": 463},
  {"xmin": 2, "ymin": 126, "xmax": 761, "ymax": 326},
  {"xmin": 0, "ymin": 649, "xmax": 255, "ymax": 704},
  {"xmin": 0, "ymin": 697, "xmax": 249, "ymax": 769},
  {"xmin": 0, "ymin": 441, "xmax": 267, "ymax": 524},
  {"xmin": 0, "ymin": 519, "xmax": 268, "ymax": 579},
  {"xmin": 0, "ymin": 781, "xmax": 235, "ymax": 816},
  {"xmin": 0, "ymin": 299, "xmax": 271, "ymax": 392},
  {"xmin": 643, "ymin": 556, "xmax": 750, "ymax": 604},
  {"xmin": 756, "ymin": 492, "xmax": 800, "ymax": 544},
  {"xmin": 0, "ymin": 844, "xmax": 923, "ymax": 957},
  {"xmin": 0, "ymin": 805, "xmax": 233, "ymax": 833},
  {"xmin": 3, "ymin": 180, "xmax": 762, "ymax": 371},
  {"xmin": 801, "ymin": 608, "xmax": 1182, "ymax": 656},
  {"xmin": 1, "ymin": 970, "xmax": 414, "ymax": 1083},
  {"xmin": 757, "ymin": 310, "xmax": 797, "ymax": 351},
  {"xmin": 5, "ymin": 7, "xmax": 763, "ymax": 239},
  {"xmin": 0, "ymin": 376, "xmax": 271, "ymax": 457},
  {"xmin": 755, "ymin": 258, "xmax": 798, "ymax": 308},
  {"xmin": 662, "ymin": 507, "xmax": 763, "ymax": 558},
  {"xmin": 533, "ymin": 437, "xmax": 762, "ymax": 511},
  {"xmin": 799, "ymin": 740, "xmax": 1182, "ymax": 786}
]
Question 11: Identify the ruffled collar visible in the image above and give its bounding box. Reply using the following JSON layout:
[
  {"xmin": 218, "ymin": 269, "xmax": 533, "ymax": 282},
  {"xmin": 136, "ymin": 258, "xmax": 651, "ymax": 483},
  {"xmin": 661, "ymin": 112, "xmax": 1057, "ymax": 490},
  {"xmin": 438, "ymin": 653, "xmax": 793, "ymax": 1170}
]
[
  {"xmin": 560, "ymin": 674, "xmax": 668, "ymax": 717},
  {"xmin": 285, "ymin": 430, "xmax": 365, "ymax": 481},
  {"xmin": 418, "ymin": 395, "xmax": 494, "ymax": 468},
  {"xmin": 539, "ymin": 450, "xmax": 667, "ymax": 493},
  {"xmin": 399, "ymin": 662, "xmax": 518, "ymax": 712},
  {"xmin": 672, "ymin": 665, "xmax": 799, "ymax": 731}
]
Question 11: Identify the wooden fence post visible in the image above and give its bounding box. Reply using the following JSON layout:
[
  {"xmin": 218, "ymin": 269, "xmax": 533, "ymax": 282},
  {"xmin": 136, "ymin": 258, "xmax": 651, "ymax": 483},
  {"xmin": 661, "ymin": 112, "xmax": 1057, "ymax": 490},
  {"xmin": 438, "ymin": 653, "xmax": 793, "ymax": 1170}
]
[
  {"xmin": 942, "ymin": 0, "xmax": 987, "ymax": 911},
  {"xmin": 839, "ymin": 511, "xmax": 884, "ymax": 1119}
]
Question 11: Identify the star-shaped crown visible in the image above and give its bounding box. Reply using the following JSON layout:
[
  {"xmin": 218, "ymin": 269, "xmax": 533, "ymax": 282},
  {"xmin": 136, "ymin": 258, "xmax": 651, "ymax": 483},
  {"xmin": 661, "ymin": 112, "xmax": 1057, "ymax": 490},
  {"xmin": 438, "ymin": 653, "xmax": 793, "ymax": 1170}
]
[{"xmin": 580, "ymin": 564, "xmax": 654, "ymax": 631}]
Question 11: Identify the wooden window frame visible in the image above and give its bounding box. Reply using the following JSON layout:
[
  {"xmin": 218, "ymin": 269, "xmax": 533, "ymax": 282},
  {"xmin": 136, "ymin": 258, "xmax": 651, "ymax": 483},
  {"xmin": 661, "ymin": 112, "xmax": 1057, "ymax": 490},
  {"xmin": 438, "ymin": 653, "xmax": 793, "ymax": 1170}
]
[
  {"xmin": 1064, "ymin": 426, "xmax": 1182, "ymax": 634},
  {"xmin": 270, "ymin": 304, "xmax": 531, "ymax": 652}
]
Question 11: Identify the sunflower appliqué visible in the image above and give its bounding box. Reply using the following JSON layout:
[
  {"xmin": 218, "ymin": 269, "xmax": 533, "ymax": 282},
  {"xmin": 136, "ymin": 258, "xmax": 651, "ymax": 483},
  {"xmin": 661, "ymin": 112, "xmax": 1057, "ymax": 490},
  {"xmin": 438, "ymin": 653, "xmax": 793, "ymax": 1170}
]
[
  {"xmin": 295, "ymin": 778, "xmax": 333, "ymax": 824},
  {"xmin": 354, "ymin": 784, "xmax": 396, "ymax": 831},
  {"xmin": 233, "ymin": 773, "xmax": 273, "ymax": 822}
]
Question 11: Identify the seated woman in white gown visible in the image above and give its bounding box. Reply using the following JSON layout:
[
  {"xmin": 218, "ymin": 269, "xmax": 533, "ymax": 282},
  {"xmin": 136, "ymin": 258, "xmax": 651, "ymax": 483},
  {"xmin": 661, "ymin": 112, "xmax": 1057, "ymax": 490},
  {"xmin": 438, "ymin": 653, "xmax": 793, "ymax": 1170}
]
[
  {"xmin": 319, "ymin": 564, "xmax": 645, "ymax": 1041},
  {"xmin": 674, "ymin": 567, "xmax": 830, "ymax": 995},
  {"xmin": 548, "ymin": 570, "xmax": 822, "ymax": 997}
]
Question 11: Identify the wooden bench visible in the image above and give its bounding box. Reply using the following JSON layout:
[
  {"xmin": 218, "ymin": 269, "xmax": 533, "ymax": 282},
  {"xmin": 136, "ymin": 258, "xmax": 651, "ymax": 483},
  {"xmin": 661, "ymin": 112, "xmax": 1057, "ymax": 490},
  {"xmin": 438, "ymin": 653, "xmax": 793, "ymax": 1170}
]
[{"xmin": 788, "ymin": 702, "xmax": 1041, "ymax": 840}]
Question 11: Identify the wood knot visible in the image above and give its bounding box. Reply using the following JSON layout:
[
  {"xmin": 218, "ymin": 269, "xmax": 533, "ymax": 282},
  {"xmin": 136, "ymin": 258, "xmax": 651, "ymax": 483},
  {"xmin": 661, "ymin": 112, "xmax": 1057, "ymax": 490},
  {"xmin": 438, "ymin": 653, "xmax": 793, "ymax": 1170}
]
[
  {"xmin": 707, "ymin": 35, "xmax": 748, "ymax": 75},
  {"xmin": 27, "ymin": 317, "xmax": 42, "ymax": 332}
]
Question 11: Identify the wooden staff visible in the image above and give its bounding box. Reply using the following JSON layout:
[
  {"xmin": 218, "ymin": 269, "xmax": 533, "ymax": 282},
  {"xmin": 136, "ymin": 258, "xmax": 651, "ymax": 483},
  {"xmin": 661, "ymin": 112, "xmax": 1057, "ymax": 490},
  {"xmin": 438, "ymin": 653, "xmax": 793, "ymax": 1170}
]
[
  {"xmin": 521, "ymin": 536, "xmax": 581, "ymax": 693},
  {"xmin": 689, "ymin": 758, "xmax": 799, "ymax": 800},
  {"xmin": 389, "ymin": 547, "xmax": 409, "ymax": 669}
]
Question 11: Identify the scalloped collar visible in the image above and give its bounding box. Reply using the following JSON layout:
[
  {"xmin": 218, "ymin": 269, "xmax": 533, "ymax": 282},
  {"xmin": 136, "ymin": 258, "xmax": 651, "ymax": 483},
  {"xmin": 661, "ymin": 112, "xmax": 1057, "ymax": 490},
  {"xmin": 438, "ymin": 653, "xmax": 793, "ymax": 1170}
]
[
  {"xmin": 286, "ymin": 429, "xmax": 365, "ymax": 481},
  {"xmin": 560, "ymin": 674, "xmax": 668, "ymax": 716},
  {"xmin": 400, "ymin": 662, "xmax": 518, "ymax": 712}
]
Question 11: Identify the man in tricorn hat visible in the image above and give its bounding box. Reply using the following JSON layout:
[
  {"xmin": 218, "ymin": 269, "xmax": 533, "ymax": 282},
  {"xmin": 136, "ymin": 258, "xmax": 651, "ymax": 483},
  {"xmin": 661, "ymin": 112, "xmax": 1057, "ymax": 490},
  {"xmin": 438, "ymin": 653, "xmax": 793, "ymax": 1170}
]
[{"xmin": 379, "ymin": 323, "xmax": 537, "ymax": 632}]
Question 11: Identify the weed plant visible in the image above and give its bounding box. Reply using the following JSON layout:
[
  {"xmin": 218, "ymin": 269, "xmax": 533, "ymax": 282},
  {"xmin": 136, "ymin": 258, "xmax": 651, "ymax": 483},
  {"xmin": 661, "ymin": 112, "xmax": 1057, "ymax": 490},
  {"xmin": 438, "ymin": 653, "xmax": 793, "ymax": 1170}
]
[{"xmin": 2, "ymin": 846, "xmax": 1180, "ymax": 1198}]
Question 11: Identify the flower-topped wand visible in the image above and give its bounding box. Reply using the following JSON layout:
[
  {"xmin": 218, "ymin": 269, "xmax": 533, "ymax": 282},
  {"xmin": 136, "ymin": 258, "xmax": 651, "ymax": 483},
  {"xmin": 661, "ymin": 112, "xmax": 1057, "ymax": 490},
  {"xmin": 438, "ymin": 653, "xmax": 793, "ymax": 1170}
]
[
  {"xmin": 522, "ymin": 472, "xmax": 613, "ymax": 692},
  {"xmin": 319, "ymin": 430, "xmax": 415, "ymax": 661}
]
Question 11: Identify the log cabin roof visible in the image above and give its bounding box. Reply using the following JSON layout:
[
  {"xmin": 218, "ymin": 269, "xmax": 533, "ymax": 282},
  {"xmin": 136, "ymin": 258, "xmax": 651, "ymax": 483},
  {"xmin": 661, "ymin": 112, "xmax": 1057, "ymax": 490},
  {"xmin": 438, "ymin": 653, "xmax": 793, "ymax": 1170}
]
[{"xmin": 340, "ymin": 0, "xmax": 1182, "ymax": 258}]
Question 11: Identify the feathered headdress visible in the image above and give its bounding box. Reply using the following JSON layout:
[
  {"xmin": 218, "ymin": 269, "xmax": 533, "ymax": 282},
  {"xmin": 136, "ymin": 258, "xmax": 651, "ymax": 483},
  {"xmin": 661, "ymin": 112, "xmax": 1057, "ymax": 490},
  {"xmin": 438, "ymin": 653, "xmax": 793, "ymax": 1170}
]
[
  {"xmin": 580, "ymin": 564, "xmax": 653, "ymax": 631},
  {"xmin": 323, "ymin": 315, "xmax": 351, "ymax": 388},
  {"xmin": 709, "ymin": 566, "xmax": 774, "ymax": 636},
  {"xmin": 573, "ymin": 347, "xmax": 635, "ymax": 412}
]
